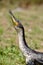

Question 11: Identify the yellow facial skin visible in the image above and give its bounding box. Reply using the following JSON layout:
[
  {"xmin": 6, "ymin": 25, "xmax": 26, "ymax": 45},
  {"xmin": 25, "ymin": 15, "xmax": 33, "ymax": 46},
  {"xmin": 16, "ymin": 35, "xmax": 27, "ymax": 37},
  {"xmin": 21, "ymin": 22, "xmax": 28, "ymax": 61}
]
[{"xmin": 12, "ymin": 17, "xmax": 19, "ymax": 26}]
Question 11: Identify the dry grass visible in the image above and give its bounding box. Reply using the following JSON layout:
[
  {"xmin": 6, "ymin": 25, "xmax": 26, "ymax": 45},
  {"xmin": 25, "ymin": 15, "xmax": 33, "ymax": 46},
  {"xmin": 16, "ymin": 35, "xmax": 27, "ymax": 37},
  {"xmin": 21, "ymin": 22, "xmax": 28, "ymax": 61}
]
[{"xmin": 0, "ymin": 6, "xmax": 43, "ymax": 65}]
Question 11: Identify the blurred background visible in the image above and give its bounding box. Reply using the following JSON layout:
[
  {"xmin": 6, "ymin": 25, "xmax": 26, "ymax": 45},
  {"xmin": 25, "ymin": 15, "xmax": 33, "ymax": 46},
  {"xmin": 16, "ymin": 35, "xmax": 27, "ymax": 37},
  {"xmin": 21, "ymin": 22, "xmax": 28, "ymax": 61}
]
[
  {"xmin": 0, "ymin": 0, "xmax": 43, "ymax": 8},
  {"xmin": 0, "ymin": 0, "xmax": 43, "ymax": 65}
]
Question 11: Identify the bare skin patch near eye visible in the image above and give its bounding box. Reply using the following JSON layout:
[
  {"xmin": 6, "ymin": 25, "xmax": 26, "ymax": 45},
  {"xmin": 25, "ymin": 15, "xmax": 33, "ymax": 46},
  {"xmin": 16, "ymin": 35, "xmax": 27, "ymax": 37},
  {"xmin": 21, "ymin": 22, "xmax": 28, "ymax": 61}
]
[{"xmin": 12, "ymin": 17, "xmax": 19, "ymax": 26}]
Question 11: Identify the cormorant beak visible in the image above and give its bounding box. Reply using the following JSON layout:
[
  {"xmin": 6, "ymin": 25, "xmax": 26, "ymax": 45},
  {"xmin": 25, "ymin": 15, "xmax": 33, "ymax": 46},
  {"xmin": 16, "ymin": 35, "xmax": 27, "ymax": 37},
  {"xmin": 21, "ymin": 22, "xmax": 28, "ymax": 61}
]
[{"xmin": 9, "ymin": 10, "xmax": 19, "ymax": 26}]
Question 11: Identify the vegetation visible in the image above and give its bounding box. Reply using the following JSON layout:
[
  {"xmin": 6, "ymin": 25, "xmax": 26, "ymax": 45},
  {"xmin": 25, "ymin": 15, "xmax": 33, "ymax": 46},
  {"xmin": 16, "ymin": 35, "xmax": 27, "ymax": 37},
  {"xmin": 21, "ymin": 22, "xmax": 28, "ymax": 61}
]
[
  {"xmin": 0, "ymin": 5, "xmax": 43, "ymax": 65},
  {"xmin": 0, "ymin": 0, "xmax": 43, "ymax": 8},
  {"xmin": 0, "ymin": 45, "xmax": 25, "ymax": 65}
]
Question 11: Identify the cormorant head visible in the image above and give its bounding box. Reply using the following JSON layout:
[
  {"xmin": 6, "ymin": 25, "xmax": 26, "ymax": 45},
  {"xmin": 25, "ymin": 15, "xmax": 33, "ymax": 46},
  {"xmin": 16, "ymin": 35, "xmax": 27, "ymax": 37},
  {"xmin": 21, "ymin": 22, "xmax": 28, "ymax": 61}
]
[{"xmin": 9, "ymin": 10, "xmax": 24, "ymax": 32}]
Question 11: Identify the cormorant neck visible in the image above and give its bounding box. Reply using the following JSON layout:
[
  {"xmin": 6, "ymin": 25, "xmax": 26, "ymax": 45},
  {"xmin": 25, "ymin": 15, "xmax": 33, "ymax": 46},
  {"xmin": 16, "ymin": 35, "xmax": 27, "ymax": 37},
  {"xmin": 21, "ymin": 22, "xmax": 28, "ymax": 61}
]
[{"xmin": 18, "ymin": 27, "xmax": 28, "ymax": 48}]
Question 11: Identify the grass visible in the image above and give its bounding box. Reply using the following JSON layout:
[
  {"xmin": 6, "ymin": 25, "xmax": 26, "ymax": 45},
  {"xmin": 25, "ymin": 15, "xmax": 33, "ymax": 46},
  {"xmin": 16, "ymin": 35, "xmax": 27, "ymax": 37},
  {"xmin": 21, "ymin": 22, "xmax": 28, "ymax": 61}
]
[
  {"xmin": 0, "ymin": 45, "xmax": 25, "ymax": 65},
  {"xmin": 0, "ymin": 26, "xmax": 4, "ymax": 35},
  {"xmin": 0, "ymin": 6, "xmax": 43, "ymax": 65}
]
